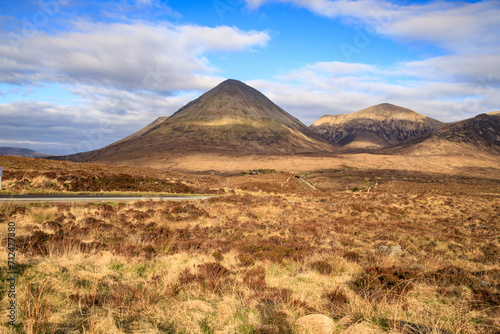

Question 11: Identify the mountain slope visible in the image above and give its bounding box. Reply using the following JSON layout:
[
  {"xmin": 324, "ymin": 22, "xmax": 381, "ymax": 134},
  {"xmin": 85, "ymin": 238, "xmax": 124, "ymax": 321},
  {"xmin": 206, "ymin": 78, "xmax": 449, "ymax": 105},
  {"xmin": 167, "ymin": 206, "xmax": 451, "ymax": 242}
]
[
  {"xmin": 388, "ymin": 113, "xmax": 500, "ymax": 156},
  {"xmin": 0, "ymin": 147, "xmax": 53, "ymax": 157},
  {"xmin": 67, "ymin": 79, "xmax": 335, "ymax": 164},
  {"xmin": 310, "ymin": 103, "xmax": 444, "ymax": 150}
]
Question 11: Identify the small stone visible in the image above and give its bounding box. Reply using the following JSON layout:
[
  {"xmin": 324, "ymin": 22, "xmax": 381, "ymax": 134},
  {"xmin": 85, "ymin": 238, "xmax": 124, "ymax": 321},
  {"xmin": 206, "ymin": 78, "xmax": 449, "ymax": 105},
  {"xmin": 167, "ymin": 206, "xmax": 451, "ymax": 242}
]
[
  {"xmin": 295, "ymin": 314, "xmax": 335, "ymax": 334},
  {"xmin": 378, "ymin": 245, "xmax": 390, "ymax": 254},
  {"xmin": 378, "ymin": 244, "xmax": 404, "ymax": 256}
]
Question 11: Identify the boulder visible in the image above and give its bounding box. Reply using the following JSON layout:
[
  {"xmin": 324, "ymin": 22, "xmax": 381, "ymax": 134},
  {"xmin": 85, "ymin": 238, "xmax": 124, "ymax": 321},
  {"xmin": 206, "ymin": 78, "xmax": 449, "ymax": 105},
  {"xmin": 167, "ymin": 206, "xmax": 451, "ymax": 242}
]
[{"xmin": 295, "ymin": 314, "xmax": 336, "ymax": 334}]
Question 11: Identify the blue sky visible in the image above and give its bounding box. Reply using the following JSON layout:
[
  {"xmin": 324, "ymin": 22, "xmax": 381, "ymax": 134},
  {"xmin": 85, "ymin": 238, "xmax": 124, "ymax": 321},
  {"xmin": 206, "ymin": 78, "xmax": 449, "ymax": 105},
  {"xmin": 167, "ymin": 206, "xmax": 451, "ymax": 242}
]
[{"xmin": 0, "ymin": 0, "xmax": 499, "ymax": 154}]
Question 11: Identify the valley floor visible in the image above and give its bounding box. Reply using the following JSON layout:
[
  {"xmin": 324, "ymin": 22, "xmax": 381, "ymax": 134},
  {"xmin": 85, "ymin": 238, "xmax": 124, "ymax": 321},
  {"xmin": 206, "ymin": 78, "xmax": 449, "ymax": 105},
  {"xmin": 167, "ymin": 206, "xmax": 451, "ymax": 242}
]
[
  {"xmin": 92, "ymin": 152, "xmax": 500, "ymax": 180},
  {"xmin": 0, "ymin": 155, "xmax": 499, "ymax": 333}
]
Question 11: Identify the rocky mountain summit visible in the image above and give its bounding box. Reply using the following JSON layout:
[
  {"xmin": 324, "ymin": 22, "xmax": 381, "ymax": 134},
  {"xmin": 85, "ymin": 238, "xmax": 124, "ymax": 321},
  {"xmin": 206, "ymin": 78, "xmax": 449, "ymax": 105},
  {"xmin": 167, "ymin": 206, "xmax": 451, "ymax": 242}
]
[{"xmin": 310, "ymin": 103, "xmax": 444, "ymax": 150}]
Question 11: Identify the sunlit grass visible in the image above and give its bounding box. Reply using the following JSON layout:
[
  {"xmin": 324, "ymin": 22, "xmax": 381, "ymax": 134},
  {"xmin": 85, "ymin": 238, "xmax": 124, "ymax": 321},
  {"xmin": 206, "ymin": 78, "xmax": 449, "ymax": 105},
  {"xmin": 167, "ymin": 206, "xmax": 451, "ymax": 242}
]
[{"xmin": 1, "ymin": 187, "xmax": 498, "ymax": 333}]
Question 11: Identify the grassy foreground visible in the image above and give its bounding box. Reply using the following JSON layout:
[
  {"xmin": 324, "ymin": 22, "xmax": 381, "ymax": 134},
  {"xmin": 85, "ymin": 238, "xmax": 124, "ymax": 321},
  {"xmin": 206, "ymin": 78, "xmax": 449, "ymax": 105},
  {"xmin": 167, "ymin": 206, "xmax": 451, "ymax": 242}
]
[{"xmin": 1, "ymin": 187, "xmax": 499, "ymax": 333}]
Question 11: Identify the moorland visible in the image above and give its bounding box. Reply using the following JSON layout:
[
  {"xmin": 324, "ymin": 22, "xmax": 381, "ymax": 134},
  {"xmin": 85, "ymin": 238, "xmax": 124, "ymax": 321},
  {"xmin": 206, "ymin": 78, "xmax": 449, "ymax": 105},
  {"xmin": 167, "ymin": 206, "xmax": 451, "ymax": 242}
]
[{"xmin": 1, "ymin": 154, "xmax": 499, "ymax": 334}]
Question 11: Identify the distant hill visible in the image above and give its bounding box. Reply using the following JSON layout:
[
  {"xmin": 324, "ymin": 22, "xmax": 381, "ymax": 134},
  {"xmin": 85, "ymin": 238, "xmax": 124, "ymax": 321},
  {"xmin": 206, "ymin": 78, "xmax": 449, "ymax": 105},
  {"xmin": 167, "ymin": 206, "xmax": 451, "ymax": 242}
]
[
  {"xmin": 0, "ymin": 147, "xmax": 53, "ymax": 158},
  {"xmin": 65, "ymin": 79, "xmax": 335, "ymax": 164},
  {"xmin": 309, "ymin": 103, "xmax": 445, "ymax": 150},
  {"xmin": 387, "ymin": 113, "xmax": 500, "ymax": 156}
]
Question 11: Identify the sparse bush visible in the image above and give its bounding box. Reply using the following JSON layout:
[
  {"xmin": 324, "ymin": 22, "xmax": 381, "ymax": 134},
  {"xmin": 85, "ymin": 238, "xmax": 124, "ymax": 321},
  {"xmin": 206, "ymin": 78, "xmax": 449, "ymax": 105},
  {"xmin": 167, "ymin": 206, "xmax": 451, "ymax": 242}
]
[
  {"xmin": 243, "ymin": 266, "xmax": 267, "ymax": 291},
  {"xmin": 212, "ymin": 250, "xmax": 224, "ymax": 261},
  {"xmin": 324, "ymin": 288, "xmax": 349, "ymax": 318},
  {"xmin": 198, "ymin": 262, "xmax": 231, "ymax": 280},
  {"xmin": 351, "ymin": 266, "xmax": 421, "ymax": 301},
  {"xmin": 239, "ymin": 254, "xmax": 256, "ymax": 267},
  {"xmin": 310, "ymin": 260, "xmax": 333, "ymax": 275},
  {"xmin": 343, "ymin": 250, "xmax": 361, "ymax": 263},
  {"xmin": 256, "ymin": 299, "xmax": 293, "ymax": 334}
]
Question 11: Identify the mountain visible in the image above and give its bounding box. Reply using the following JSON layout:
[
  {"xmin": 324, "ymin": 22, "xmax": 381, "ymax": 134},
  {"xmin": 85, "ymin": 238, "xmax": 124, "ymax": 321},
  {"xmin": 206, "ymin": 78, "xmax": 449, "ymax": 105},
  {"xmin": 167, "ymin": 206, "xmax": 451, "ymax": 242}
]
[
  {"xmin": 66, "ymin": 79, "xmax": 335, "ymax": 163},
  {"xmin": 387, "ymin": 113, "xmax": 500, "ymax": 156},
  {"xmin": 0, "ymin": 147, "xmax": 53, "ymax": 157},
  {"xmin": 309, "ymin": 103, "xmax": 445, "ymax": 150}
]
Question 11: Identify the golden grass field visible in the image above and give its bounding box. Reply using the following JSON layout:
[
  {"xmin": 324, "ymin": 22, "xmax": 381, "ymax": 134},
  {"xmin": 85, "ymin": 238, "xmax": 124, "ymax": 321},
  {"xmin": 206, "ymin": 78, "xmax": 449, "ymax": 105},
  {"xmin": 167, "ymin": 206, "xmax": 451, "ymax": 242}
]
[{"xmin": 0, "ymin": 154, "xmax": 499, "ymax": 333}]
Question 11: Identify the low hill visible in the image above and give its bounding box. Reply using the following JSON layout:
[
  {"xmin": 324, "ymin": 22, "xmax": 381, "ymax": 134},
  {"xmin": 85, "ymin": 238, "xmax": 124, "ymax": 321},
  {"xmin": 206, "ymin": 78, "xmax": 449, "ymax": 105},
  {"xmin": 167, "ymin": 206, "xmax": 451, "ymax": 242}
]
[{"xmin": 0, "ymin": 147, "xmax": 53, "ymax": 157}]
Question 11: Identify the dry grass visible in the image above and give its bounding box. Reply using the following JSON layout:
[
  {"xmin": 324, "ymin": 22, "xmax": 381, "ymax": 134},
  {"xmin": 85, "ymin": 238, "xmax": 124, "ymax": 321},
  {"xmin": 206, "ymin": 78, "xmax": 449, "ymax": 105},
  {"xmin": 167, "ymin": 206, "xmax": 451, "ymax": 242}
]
[
  {"xmin": 0, "ymin": 156, "xmax": 219, "ymax": 195},
  {"xmin": 0, "ymin": 156, "xmax": 499, "ymax": 333}
]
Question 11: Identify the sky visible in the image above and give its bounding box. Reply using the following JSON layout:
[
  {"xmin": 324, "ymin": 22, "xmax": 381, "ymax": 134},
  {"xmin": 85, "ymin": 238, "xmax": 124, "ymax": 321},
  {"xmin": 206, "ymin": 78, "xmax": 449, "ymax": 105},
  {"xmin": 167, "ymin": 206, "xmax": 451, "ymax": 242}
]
[{"xmin": 0, "ymin": 0, "xmax": 499, "ymax": 155}]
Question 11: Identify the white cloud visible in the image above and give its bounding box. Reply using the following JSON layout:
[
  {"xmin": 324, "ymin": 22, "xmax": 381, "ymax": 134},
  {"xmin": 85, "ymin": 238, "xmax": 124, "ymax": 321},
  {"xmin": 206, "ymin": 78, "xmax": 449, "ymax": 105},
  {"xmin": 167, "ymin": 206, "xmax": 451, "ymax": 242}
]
[
  {"xmin": 0, "ymin": 20, "xmax": 270, "ymax": 92},
  {"xmin": 249, "ymin": 57, "xmax": 499, "ymax": 125},
  {"xmin": 401, "ymin": 54, "xmax": 500, "ymax": 84},
  {"xmin": 177, "ymin": 25, "xmax": 270, "ymax": 52},
  {"xmin": 0, "ymin": 15, "xmax": 271, "ymax": 154},
  {"xmin": 245, "ymin": 0, "xmax": 500, "ymax": 53},
  {"xmin": 243, "ymin": 0, "xmax": 500, "ymax": 123},
  {"xmin": 0, "ymin": 87, "xmax": 198, "ymax": 154}
]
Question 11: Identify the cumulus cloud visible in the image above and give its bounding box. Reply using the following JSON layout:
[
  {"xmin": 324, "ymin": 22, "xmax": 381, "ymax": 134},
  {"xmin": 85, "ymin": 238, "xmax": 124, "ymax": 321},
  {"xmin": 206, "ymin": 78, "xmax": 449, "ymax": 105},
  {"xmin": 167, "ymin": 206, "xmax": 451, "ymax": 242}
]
[
  {"xmin": 0, "ymin": 11, "xmax": 271, "ymax": 154},
  {"xmin": 243, "ymin": 0, "xmax": 499, "ymax": 123},
  {"xmin": 245, "ymin": 0, "xmax": 500, "ymax": 53},
  {"xmin": 401, "ymin": 54, "xmax": 500, "ymax": 84},
  {"xmin": 249, "ymin": 56, "xmax": 499, "ymax": 125},
  {"xmin": 0, "ymin": 87, "xmax": 198, "ymax": 154},
  {"xmin": 0, "ymin": 20, "xmax": 270, "ymax": 92}
]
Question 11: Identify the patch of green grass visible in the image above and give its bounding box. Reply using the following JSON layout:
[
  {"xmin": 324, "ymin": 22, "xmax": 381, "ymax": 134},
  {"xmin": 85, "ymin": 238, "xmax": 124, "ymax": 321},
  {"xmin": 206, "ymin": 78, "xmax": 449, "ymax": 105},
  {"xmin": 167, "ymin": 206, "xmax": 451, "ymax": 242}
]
[
  {"xmin": 199, "ymin": 317, "xmax": 214, "ymax": 334},
  {"xmin": 33, "ymin": 212, "xmax": 54, "ymax": 224},
  {"xmin": 136, "ymin": 264, "xmax": 147, "ymax": 277},
  {"xmin": 110, "ymin": 263, "xmax": 124, "ymax": 271},
  {"xmin": 237, "ymin": 324, "xmax": 257, "ymax": 334}
]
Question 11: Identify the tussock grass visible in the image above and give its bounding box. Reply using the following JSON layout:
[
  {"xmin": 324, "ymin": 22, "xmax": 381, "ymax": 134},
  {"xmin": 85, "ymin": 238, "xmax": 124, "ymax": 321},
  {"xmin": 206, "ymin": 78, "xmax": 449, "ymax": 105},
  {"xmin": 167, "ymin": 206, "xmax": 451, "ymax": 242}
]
[{"xmin": 1, "ymin": 178, "xmax": 499, "ymax": 333}]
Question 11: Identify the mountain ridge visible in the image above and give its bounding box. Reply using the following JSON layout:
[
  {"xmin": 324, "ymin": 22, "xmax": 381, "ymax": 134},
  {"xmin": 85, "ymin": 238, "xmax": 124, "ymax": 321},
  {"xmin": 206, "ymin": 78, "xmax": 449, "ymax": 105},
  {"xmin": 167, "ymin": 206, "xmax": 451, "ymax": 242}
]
[
  {"xmin": 385, "ymin": 113, "xmax": 500, "ymax": 156},
  {"xmin": 309, "ymin": 103, "xmax": 445, "ymax": 149}
]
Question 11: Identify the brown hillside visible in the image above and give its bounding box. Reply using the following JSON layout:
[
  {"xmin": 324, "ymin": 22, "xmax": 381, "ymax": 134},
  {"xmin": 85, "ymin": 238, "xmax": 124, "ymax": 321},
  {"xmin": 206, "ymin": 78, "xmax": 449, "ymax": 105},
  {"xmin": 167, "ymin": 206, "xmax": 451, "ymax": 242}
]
[
  {"xmin": 387, "ymin": 113, "xmax": 500, "ymax": 156},
  {"xmin": 0, "ymin": 147, "xmax": 53, "ymax": 157},
  {"xmin": 66, "ymin": 79, "xmax": 335, "ymax": 164},
  {"xmin": 310, "ymin": 103, "xmax": 444, "ymax": 150}
]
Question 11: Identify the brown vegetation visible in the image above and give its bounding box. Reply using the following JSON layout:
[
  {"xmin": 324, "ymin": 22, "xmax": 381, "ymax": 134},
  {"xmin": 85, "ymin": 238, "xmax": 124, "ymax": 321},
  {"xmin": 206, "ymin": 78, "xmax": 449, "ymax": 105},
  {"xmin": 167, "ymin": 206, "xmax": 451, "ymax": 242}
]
[{"xmin": 0, "ymin": 156, "xmax": 499, "ymax": 333}]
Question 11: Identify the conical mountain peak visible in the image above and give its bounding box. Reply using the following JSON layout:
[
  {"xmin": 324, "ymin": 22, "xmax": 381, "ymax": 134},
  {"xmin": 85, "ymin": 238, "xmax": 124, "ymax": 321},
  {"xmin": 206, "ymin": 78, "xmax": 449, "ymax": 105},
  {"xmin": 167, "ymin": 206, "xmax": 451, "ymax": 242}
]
[
  {"xmin": 169, "ymin": 79, "xmax": 305, "ymax": 129},
  {"xmin": 65, "ymin": 79, "xmax": 335, "ymax": 162},
  {"xmin": 218, "ymin": 78, "xmax": 248, "ymax": 87}
]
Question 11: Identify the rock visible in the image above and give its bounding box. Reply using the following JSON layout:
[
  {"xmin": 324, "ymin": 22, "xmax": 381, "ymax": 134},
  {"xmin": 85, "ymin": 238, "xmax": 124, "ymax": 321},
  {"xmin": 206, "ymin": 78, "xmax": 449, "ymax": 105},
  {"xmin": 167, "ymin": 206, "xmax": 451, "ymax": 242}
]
[
  {"xmin": 295, "ymin": 314, "xmax": 335, "ymax": 334},
  {"xmin": 344, "ymin": 322, "xmax": 384, "ymax": 334},
  {"xmin": 378, "ymin": 244, "xmax": 404, "ymax": 256}
]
